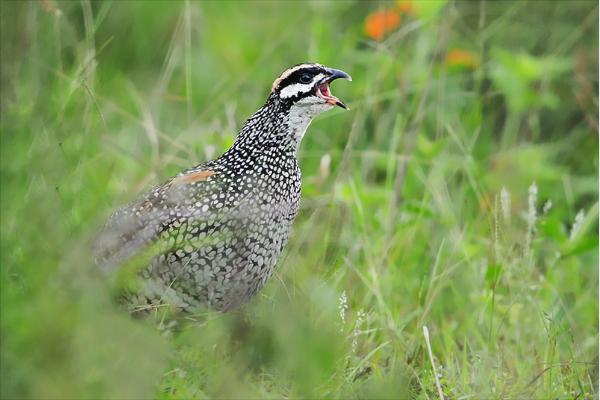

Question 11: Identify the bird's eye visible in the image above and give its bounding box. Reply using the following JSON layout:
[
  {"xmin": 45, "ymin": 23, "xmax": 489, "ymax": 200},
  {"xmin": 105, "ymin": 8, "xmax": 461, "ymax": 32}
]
[{"xmin": 299, "ymin": 74, "xmax": 312, "ymax": 84}]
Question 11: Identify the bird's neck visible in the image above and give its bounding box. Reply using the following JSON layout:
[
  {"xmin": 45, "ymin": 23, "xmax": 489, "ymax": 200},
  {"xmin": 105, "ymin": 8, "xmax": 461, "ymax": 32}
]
[{"xmin": 230, "ymin": 97, "xmax": 313, "ymax": 156}]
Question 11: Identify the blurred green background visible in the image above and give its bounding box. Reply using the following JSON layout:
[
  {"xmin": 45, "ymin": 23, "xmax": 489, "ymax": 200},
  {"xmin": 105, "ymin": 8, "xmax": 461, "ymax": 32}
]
[{"xmin": 1, "ymin": 0, "xmax": 598, "ymax": 398}]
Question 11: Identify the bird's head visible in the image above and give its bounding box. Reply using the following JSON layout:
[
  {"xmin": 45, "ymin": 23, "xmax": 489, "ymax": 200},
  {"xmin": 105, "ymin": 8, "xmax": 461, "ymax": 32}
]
[{"xmin": 270, "ymin": 63, "xmax": 352, "ymax": 116}]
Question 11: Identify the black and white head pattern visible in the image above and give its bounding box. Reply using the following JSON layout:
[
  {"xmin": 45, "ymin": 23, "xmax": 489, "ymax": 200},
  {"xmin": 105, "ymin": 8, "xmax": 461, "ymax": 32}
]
[
  {"xmin": 274, "ymin": 63, "xmax": 350, "ymax": 104},
  {"xmin": 273, "ymin": 63, "xmax": 328, "ymax": 97},
  {"xmin": 269, "ymin": 62, "xmax": 352, "ymax": 140}
]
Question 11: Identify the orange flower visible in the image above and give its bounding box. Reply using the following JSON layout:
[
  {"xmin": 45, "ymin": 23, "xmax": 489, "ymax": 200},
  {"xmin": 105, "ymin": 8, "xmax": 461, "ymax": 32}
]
[
  {"xmin": 445, "ymin": 49, "xmax": 479, "ymax": 69},
  {"xmin": 364, "ymin": 9, "xmax": 401, "ymax": 41}
]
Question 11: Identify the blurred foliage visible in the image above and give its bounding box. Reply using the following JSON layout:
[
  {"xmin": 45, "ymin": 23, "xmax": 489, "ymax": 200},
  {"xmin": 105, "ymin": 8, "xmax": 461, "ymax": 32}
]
[{"xmin": 1, "ymin": 0, "xmax": 598, "ymax": 399}]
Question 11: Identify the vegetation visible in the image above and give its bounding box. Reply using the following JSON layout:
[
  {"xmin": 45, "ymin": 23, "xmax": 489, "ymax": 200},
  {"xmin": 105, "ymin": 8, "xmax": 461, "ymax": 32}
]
[{"xmin": 1, "ymin": 1, "xmax": 598, "ymax": 398}]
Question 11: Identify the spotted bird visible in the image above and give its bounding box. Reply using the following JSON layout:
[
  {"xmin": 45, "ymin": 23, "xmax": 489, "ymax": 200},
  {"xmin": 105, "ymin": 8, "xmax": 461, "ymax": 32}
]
[{"xmin": 95, "ymin": 63, "xmax": 352, "ymax": 313}]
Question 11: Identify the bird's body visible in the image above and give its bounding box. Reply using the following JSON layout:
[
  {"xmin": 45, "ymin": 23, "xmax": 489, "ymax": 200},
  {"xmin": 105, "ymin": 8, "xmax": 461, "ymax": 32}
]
[{"xmin": 95, "ymin": 63, "xmax": 350, "ymax": 313}]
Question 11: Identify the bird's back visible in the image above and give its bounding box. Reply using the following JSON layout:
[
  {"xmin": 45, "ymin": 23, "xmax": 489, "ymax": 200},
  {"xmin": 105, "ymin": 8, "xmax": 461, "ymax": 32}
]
[{"xmin": 95, "ymin": 146, "xmax": 301, "ymax": 313}]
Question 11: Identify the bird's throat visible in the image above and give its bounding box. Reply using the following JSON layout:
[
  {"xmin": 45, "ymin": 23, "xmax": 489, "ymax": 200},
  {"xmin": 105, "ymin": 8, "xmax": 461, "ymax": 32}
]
[{"xmin": 232, "ymin": 100, "xmax": 320, "ymax": 155}]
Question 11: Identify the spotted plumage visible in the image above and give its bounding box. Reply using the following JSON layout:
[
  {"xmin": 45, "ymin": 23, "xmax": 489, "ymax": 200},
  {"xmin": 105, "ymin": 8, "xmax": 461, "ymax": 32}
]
[{"xmin": 95, "ymin": 63, "xmax": 351, "ymax": 313}]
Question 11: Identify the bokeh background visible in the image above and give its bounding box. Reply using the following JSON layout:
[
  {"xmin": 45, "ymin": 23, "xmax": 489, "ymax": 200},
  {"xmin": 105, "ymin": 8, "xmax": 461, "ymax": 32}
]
[{"xmin": 1, "ymin": 0, "xmax": 598, "ymax": 398}]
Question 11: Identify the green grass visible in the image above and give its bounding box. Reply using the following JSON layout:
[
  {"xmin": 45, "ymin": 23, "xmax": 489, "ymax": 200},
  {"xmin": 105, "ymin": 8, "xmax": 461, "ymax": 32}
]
[{"xmin": 1, "ymin": 0, "xmax": 598, "ymax": 398}]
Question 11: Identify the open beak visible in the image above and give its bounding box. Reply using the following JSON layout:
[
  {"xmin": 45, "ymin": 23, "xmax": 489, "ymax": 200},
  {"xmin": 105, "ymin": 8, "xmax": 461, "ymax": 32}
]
[{"xmin": 316, "ymin": 68, "xmax": 352, "ymax": 110}]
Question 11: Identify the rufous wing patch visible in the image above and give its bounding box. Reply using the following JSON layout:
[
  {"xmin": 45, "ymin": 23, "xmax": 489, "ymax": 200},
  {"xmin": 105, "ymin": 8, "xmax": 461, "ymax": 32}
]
[{"xmin": 171, "ymin": 170, "xmax": 215, "ymax": 185}]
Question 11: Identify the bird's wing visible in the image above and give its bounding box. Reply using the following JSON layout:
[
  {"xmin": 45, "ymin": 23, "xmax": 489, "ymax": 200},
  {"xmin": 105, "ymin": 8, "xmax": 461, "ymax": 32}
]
[{"xmin": 94, "ymin": 165, "xmax": 228, "ymax": 273}]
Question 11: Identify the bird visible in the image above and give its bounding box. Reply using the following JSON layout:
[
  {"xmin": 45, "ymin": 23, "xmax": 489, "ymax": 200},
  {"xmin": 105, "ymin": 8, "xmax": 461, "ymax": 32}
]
[{"xmin": 94, "ymin": 63, "xmax": 351, "ymax": 314}]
